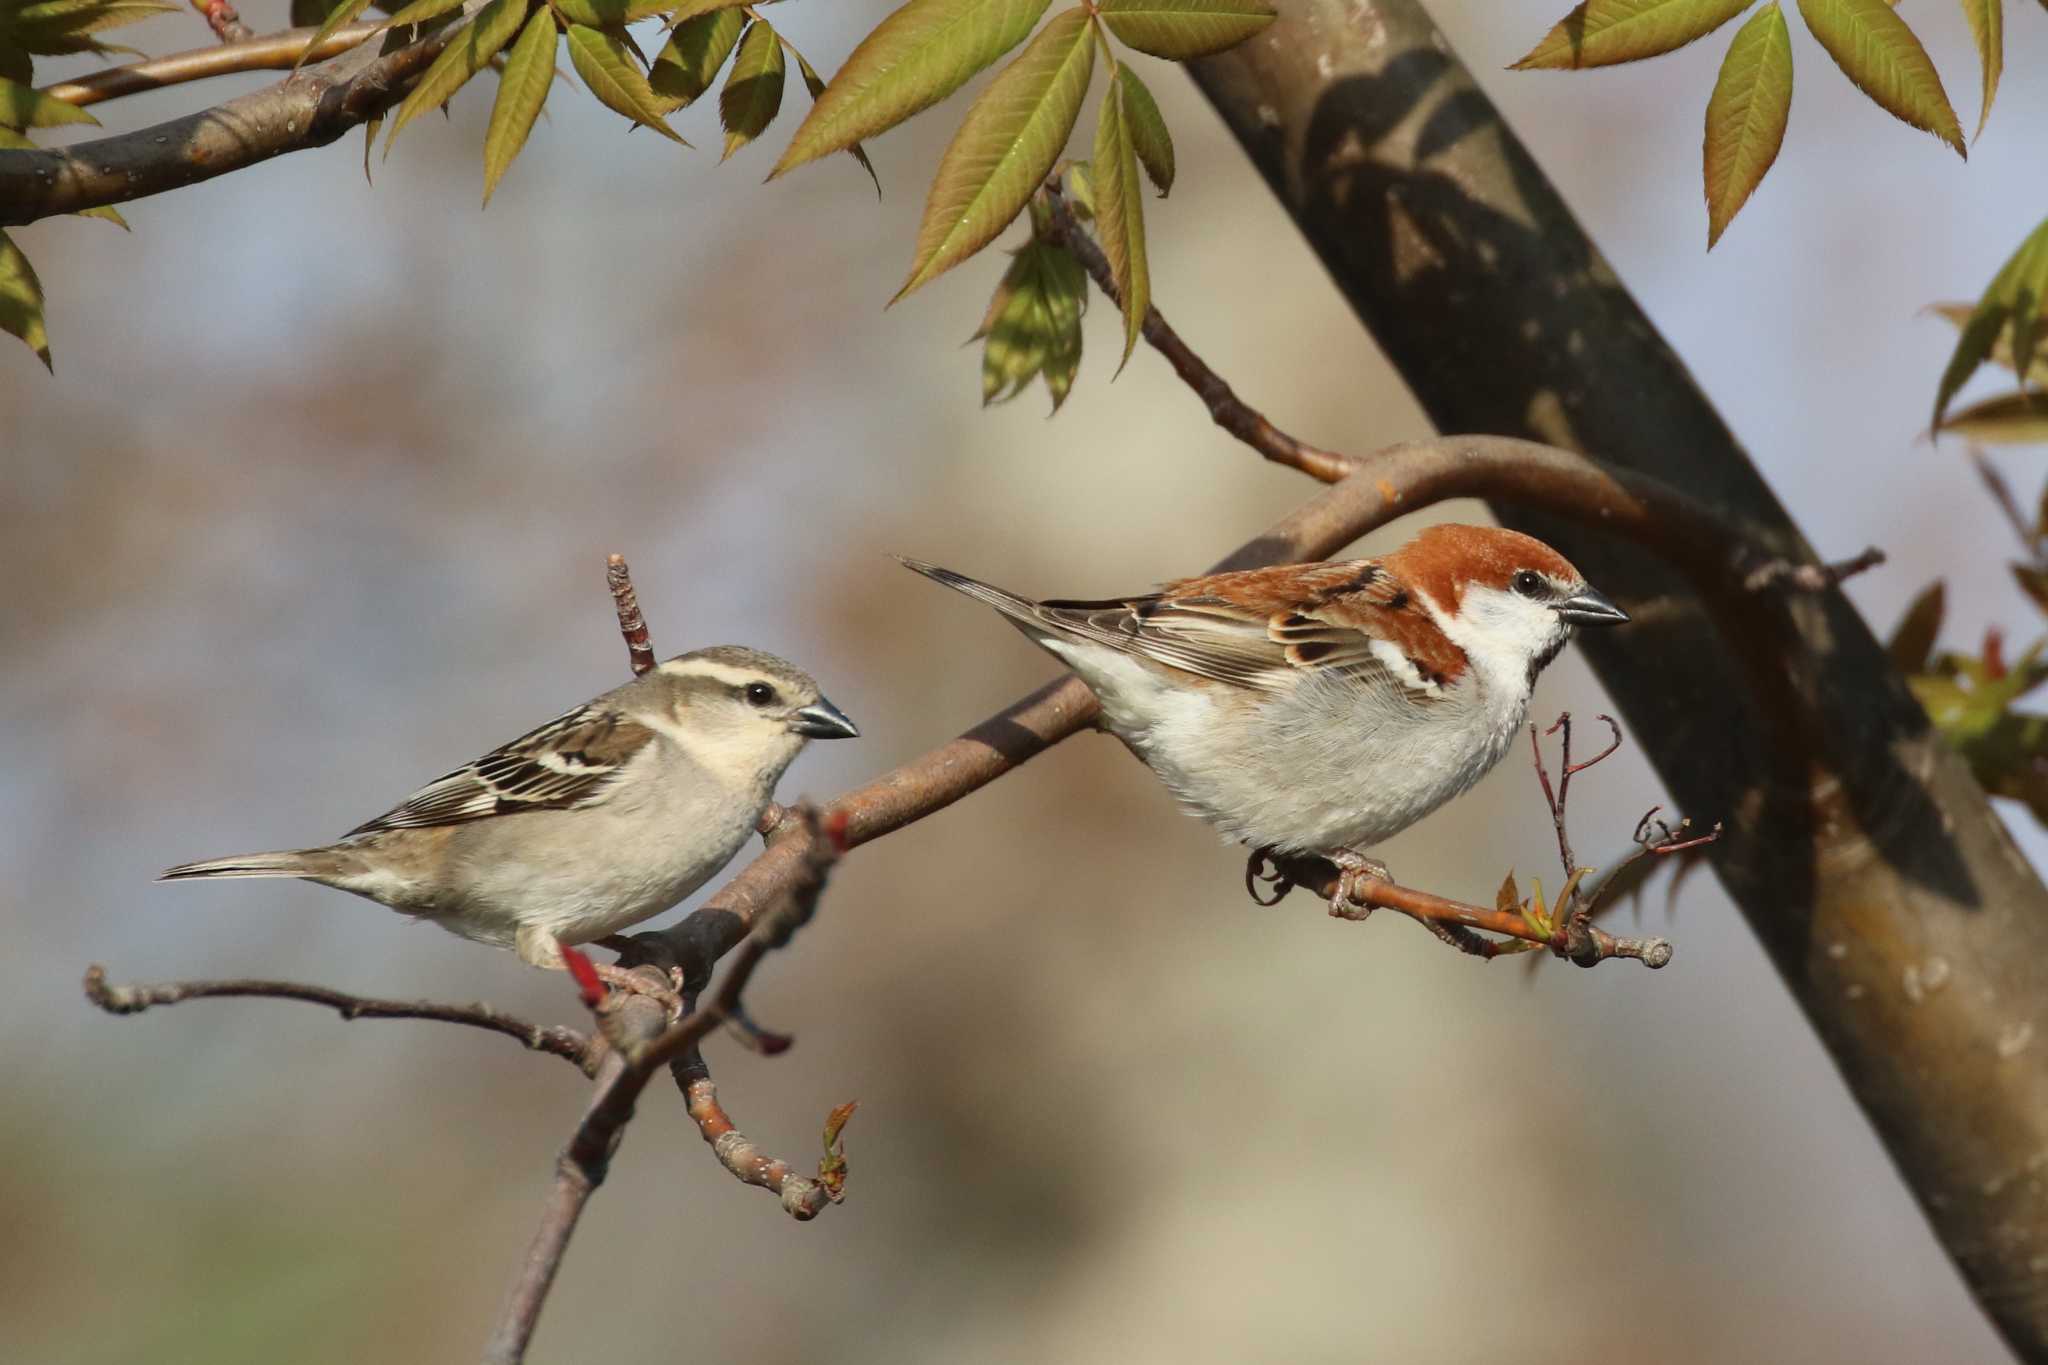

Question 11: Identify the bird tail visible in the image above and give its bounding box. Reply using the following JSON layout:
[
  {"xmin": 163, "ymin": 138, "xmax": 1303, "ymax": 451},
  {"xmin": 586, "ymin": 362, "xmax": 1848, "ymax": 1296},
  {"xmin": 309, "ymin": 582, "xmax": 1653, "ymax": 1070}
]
[
  {"xmin": 894, "ymin": 556, "xmax": 1053, "ymax": 635},
  {"xmin": 158, "ymin": 848, "xmax": 351, "ymax": 883}
]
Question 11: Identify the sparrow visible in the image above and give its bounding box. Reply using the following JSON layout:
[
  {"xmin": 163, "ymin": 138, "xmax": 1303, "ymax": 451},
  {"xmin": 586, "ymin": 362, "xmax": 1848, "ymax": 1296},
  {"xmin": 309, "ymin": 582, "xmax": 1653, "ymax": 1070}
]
[
  {"xmin": 161, "ymin": 647, "xmax": 859, "ymax": 985},
  {"xmin": 899, "ymin": 524, "xmax": 1627, "ymax": 908}
]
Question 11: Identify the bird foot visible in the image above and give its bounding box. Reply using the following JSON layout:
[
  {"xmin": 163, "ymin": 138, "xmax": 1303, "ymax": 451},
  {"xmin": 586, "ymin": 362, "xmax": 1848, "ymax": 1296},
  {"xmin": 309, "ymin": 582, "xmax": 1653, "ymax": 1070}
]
[
  {"xmin": 590, "ymin": 961, "xmax": 688, "ymax": 1024},
  {"xmin": 1325, "ymin": 850, "xmax": 1392, "ymax": 922}
]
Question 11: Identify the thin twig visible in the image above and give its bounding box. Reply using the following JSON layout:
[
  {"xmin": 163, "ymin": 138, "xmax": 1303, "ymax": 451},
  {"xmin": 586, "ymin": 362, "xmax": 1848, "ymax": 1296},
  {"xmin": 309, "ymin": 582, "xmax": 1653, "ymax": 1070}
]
[
  {"xmin": 1528, "ymin": 712, "xmax": 1621, "ymax": 877},
  {"xmin": 673, "ymin": 1047, "xmax": 851, "ymax": 1218},
  {"xmin": 39, "ymin": 24, "xmax": 385, "ymax": 108},
  {"xmin": 1257, "ymin": 851, "xmax": 1672, "ymax": 967},
  {"xmin": 82, "ymin": 964, "xmax": 596, "ymax": 1072},
  {"xmin": 4, "ymin": 8, "xmax": 486, "ymax": 226},
  {"xmin": 1740, "ymin": 546, "xmax": 1886, "ymax": 593},
  {"xmin": 1039, "ymin": 186, "xmax": 1358, "ymax": 483},
  {"xmin": 606, "ymin": 553, "xmax": 656, "ymax": 677}
]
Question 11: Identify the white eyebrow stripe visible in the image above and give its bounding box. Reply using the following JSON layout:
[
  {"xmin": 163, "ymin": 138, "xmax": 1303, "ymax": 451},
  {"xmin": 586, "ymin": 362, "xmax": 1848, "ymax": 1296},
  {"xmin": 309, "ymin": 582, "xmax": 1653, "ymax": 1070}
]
[{"xmin": 657, "ymin": 660, "xmax": 764, "ymax": 689}]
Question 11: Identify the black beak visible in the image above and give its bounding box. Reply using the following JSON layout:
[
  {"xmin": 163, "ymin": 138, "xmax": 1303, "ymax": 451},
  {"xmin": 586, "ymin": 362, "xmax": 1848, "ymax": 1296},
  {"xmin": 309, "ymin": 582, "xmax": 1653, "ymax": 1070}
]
[
  {"xmin": 790, "ymin": 698, "xmax": 860, "ymax": 740},
  {"xmin": 1554, "ymin": 588, "xmax": 1629, "ymax": 627}
]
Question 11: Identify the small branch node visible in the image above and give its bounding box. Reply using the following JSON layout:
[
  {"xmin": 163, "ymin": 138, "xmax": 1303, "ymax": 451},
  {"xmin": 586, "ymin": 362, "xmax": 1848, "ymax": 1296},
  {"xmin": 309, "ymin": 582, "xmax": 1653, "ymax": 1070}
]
[{"xmin": 192, "ymin": 0, "xmax": 254, "ymax": 43}]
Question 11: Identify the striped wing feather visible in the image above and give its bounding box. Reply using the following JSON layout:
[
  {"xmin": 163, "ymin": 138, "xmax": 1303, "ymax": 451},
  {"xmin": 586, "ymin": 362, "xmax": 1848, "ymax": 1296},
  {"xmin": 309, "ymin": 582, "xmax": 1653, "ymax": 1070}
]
[
  {"xmin": 346, "ymin": 703, "xmax": 655, "ymax": 836},
  {"xmin": 1041, "ymin": 560, "xmax": 1463, "ymax": 695}
]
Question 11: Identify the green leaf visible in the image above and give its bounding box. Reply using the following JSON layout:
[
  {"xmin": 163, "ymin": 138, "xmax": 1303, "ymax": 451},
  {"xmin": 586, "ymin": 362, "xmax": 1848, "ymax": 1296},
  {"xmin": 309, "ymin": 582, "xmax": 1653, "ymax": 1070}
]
[
  {"xmin": 2014, "ymin": 564, "xmax": 2048, "ymax": 617},
  {"xmin": 361, "ymin": 111, "xmax": 381, "ymax": 181},
  {"xmin": 976, "ymin": 238, "xmax": 1085, "ymax": 409},
  {"xmin": 0, "ymin": 74, "xmax": 95, "ymax": 129},
  {"xmin": 650, "ymin": 6, "xmax": 744, "ymax": 111},
  {"xmin": 549, "ymin": 0, "xmax": 627, "ymax": 27},
  {"xmin": 6, "ymin": 0, "xmax": 175, "ymax": 46},
  {"xmin": 1794, "ymin": 0, "xmax": 1963, "ymax": 155},
  {"xmin": 1930, "ymin": 301, "xmax": 2048, "ymax": 386},
  {"xmin": 790, "ymin": 43, "xmax": 881, "ymax": 194},
  {"xmin": 1511, "ymin": 0, "xmax": 1754, "ymax": 69},
  {"xmin": 565, "ymin": 22, "xmax": 688, "ymax": 141},
  {"xmin": 896, "ymin": 7, "xmax": 1094, "ymax": 301},
  {"xmin": 0, "ymin": 42, "xmax": 29, "ymax": 85},
  {"xmin": 665, "ymin": 0, "xmax": 750, "ymax": 19},
  {"xmin": 0, "ymin": 229, "xmax": 50, "ymax": 370},
  {"xmin": 1957, "ymin": 0, "xmax": 1999, "ymax": 141},
  {"xmin": 482, "ymin": 5, "xmax": 555, "ymax": 203},
  {"xmin": 1702, "ymin": 1, "xmax": 1790, "ymax": 248},
  {"xmin": 1953, "ymin": 706, "xmax": 2048, "ymax": 829},
  {"xmin": 378, "ymin": 0, "xmax": 469, "ymax": 30},
  {"xmin": 1923, "ymin": 639, "xmax": 2048, "ymax": 741},
  {"xmin": 1887, "ymin": 580, "xmax": 1944, "ymax": 673},
  {"xmin": 979, "ymin": 250, "xmax": 1053, "ymax": 403},
  {"xmin": 1092, "ymin": 59, "xmax": 1148, "ymax": 369},
  {"xmin": 385, "ymin": 0, "xmax": 529, "ymax": 148},
  {"xmin": 1114, "ymin": 64, "xmax": 1171, "ymax": 195},
  {"xmin": 1934, "ymin": 217, "xmax": 2048, "ymax": 429},
  {"xmin": 1039, "ymin": 243, "xmax": 1084, "ymax": 410},
  {"xmin": 296, "ymin": 0, "xmax": 373, "ymax": 70},
  {"xmin": 719, "ymin": 18, "xmax": 785, "ymax": 160},
  {"xmin": 1063, "ymin": 158, "xmax": 1095, "ymax": 216},
  {"xmin": 1938, "ymin": 392, "xmax": 2048, "ymax": 446},
  {"xmin": 1094, "ymin": 0, "xmax": 1275, "ymax": 60},
  {"xmin": 76, "ymin": 203, "xmax": 126, "ymax": 227},
  {"xmin": 772, "ymin": 0, "xmax": 1054, "ymax": 179},
  {"xmin": 7, "ymin": 0, "xmax": 152, "ymax": 20}
]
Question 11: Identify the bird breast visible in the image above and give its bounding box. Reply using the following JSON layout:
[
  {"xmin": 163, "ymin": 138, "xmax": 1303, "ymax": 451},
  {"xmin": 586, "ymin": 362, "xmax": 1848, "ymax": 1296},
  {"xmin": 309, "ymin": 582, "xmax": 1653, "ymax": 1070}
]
[{"xmin": 1102, "ymin": 660, "xmax": 1526, "ymax": 855}]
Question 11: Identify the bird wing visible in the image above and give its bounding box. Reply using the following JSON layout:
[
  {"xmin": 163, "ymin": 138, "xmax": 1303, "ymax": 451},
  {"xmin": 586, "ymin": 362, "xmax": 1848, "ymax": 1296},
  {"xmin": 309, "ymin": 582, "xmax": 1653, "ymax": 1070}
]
[
  {"xmin": 345, "ymin": 702, "xmax": 657, "ymax": 836},
  {"xmin": 1041, "ymin": 560, "xmax": 1464, "ymax": 697}
]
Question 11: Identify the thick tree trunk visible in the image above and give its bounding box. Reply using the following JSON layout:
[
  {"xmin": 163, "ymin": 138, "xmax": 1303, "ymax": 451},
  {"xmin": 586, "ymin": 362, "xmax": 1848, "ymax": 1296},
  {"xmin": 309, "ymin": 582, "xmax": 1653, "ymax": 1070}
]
[{"xmin": 1190, "ymin": 4, "xmax": 2048, "ymax": 1357}]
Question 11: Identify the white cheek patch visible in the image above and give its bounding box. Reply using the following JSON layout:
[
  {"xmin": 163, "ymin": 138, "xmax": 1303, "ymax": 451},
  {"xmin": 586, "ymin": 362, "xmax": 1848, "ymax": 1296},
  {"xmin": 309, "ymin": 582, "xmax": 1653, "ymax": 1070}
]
[
  {"xmin": 642, "ymin": 705, "xmax": 797, "ymax": 789},
  {"xmin": 1367, "ymin": 636, "xmax": 1444, "ymax": 697}
]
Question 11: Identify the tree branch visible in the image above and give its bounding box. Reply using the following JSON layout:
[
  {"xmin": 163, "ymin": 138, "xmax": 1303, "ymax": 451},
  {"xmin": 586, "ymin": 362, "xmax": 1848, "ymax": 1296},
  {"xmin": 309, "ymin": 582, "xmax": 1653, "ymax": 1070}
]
[
  {"xmin": 673, "ymin": 1057, "xmax": 852, "ymax": 1216},
  {"xmin": 81, "ymin": 963, "xmax": 596, "ymax": 1072},
  {"xmin": 1251, "ymin": 850, "xmax": 1674, "ymax": 968},
  {"xmin": 484, "ymin": 809, "xmax": 843, "ymax": 1365},
  {"xmin": 0, "ymin": 14, "xmax": 473, "ymax": 226},
  {"xmin": 38, "ymin": 24, "xmax": 384, "ymax": 109}
]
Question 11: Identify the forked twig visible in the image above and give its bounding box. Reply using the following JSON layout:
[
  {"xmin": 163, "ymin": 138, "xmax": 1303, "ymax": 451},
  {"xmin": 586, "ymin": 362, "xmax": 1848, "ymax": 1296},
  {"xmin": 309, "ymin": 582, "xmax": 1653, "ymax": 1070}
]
[{"xmin": 1529, "ymin": 711, "xmax": 1622, "ymax": 876}]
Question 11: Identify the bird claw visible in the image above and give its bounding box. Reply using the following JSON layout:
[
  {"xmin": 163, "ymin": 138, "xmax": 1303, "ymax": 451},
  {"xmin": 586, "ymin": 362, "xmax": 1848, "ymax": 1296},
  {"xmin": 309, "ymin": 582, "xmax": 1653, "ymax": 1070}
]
[
  {"xmin": 1325, "ymin": 850, "xmax": 1391, "ymax": 922},
  {"xmin": 1244, "ymin": 847, "xmax": 1295, "ymax": 907}
]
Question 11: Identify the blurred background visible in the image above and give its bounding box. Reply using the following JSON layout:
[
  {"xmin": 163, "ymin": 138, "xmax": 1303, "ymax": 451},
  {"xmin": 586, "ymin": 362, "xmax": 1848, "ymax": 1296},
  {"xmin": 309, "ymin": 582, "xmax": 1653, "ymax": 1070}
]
[{"xmin": 4, "ymin": 3, "xmax": 2042, "ymax": 1361}]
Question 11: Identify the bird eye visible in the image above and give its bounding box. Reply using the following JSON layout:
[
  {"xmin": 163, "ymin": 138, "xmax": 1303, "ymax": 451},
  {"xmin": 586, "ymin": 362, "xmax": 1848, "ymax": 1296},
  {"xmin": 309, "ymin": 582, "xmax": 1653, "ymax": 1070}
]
[
  {"xmin": 744, "ymin": 682, "xmax": 777, "ymax": 707},
  {"xmin": 1511, "ymin": 570, "xmax": 1547, "ymax": 599}
]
